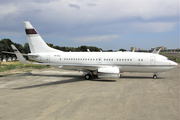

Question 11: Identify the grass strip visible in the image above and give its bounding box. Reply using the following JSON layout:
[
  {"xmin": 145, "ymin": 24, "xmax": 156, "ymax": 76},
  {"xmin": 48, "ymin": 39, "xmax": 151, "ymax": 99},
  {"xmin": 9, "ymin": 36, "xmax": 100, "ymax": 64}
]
[{"xmin": 0, "ymin": 62, "xmax": 50, "ymax": 72}]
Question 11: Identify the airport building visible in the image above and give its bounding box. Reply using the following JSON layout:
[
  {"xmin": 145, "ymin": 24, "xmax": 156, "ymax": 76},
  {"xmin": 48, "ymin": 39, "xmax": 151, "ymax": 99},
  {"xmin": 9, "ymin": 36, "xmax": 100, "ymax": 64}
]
[
  {"xmin": 131, "ymin": 47, "xmax": 136, "ymax": 51},
  {"xmin": 151, "ymin": 46, "xmax": 167, "ymax": 51}
]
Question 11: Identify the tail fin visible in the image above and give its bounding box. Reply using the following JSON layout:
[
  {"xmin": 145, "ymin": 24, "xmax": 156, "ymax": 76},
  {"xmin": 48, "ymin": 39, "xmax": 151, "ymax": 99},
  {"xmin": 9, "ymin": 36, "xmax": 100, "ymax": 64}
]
[{"xmin": 23, "ymin": 21, "xmax": 63, "ymax": 53}]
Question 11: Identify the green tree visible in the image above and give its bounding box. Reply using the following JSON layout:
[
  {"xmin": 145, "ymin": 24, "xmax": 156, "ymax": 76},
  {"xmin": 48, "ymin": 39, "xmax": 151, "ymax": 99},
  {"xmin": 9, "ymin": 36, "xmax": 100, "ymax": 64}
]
[
  {"xmin": 104, "ymin": 50, "xmax": 113, "ymax": 52},
  {"xmin": 0, "ymin": 39, "xmax": 14, "ymax": 60},
  {"xmin": 119, "ymin": 49, "xmax": 126, "ymax": 52},
  {"xmin": 23, "ymin": 43, "xmax": 30, "ymax": 53},
  {"xmin": 47, "ymin": 43, "xmax": 53, "ymax": 48}
]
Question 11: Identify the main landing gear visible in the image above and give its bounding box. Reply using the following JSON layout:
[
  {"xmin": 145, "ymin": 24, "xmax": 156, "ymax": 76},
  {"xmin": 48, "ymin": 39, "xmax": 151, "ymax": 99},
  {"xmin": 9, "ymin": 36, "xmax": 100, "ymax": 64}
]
[
  {"xmin": 85, "ymin": 74, "xmax": 91, "ymax": 80},
  {"xmin": 153, "ymin": 74, "xmax": 158, "ymax": 79},
  {"xmin": 84, "ymin": 70, "xmax": 98, "ymax": 80}
]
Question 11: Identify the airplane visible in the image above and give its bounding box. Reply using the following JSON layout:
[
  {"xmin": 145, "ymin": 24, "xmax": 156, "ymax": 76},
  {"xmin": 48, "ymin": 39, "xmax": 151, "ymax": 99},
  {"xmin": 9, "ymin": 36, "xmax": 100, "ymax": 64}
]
[{"xmin": 2, "ymin": 21, "xmax": 178, "ymax": 80}]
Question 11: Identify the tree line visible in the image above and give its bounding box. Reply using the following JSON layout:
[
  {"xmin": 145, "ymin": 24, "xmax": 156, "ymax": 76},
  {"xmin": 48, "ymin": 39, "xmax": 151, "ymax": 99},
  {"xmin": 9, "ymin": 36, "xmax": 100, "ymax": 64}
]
[
  {"xmin": 1, "ymin": 38, "xmax": 127, "ymax": 60},
  {"xmin": 46, "ymin": 43, "xmax": 103, "ymax": 52},
  {"xmin": 0, "ymin": 39, "xmax": 30, "ymax": 60}
]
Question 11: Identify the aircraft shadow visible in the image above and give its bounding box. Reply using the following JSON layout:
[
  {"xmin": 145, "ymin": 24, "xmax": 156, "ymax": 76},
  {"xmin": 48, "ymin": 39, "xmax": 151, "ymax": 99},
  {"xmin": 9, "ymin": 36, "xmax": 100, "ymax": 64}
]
[
  {"xmin": 22, "ymin": 73, "xmax": 117, "ymax": 81},
  {"xmin": 14, "ymin": 73, "xmax": 160, "ymax": 90},
  {"xmin": 19, "ymin": 72, "xmax": 82, "ymax": 78},
  {"xmin": 13, "ymin": 77, "xmax": 85, "ymax": 90},
  {"xmin": 89, "ymin": 79, "xmax": 116, "ymax": 82},
  {"xmin": 21, "ymin": 72, "xmax": 161, "ymax": 79},
  {"xmin": 120, "ymin": 76, "xmax": 164, "ymax": 79},
  {"xmin": 13, "ymin": 74, "xmax": 116, "ymax": 90}
]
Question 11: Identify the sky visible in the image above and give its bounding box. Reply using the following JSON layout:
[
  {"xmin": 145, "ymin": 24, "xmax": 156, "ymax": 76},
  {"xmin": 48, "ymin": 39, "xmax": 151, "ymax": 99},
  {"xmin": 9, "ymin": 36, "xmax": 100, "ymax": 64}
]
[{"xmin": 0, "ymin": 0, "xmax": 179, "ymax": 51}]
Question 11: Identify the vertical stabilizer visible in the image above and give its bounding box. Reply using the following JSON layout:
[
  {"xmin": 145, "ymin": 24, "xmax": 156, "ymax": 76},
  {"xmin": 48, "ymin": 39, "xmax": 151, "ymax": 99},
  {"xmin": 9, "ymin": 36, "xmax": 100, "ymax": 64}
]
[{"xmin": 23, "ymin": 21, "xmax": 63, "ymax": 53}]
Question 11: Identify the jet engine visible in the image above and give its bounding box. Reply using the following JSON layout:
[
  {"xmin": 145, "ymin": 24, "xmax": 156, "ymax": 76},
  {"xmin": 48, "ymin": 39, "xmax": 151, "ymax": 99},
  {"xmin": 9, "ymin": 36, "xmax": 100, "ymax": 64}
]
[{"xmin": 97, "ymin": 66, "xmax": 120, "ymax": 78}]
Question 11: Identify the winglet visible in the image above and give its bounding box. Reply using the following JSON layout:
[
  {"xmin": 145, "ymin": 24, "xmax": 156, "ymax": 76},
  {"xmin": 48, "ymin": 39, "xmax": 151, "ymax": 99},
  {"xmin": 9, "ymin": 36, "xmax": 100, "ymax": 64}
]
[
  {"xmin": 157, "ymin": 47, "xmax": 162, "ymax": 54},
  {"xmin": 152, "ymin": 48, "xmax": 156, "ymax": 53},
  {"xmin": 152, "ymin": 47, "xmax": 162, "ymax": 54},
  {"xmin": 11, "ymin": 44, "xmax": 31, "ymax": 64}
]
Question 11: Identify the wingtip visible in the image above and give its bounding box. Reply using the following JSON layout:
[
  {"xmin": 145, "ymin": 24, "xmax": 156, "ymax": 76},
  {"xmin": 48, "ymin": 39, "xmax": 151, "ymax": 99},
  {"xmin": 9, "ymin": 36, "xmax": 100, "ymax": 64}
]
[{"xmin": 11, "ymin": 44, "xmax": 18, "ymax": 52}]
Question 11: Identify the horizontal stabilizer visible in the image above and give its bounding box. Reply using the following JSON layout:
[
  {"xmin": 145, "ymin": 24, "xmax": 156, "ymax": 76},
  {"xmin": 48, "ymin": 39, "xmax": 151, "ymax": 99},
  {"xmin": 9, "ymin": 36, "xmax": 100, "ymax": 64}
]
[
  {"xmin": 11, "ymin": 44, "xmax": 31, "ymax": 64},
  {"xmin": 2, "ymin": 51, "xmax": 38, "ymax": 57}
]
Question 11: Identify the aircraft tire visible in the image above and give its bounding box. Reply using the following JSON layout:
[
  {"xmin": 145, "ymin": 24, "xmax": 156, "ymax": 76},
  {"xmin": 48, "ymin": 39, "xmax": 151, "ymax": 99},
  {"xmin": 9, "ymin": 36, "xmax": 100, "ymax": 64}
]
[
  {"xmin": 153, "ymin": 75, "xmax": 157, "ymax": 79},
  {"xmin": 85, "ymin": 74, "xmax": 91, "ymax": 80}
]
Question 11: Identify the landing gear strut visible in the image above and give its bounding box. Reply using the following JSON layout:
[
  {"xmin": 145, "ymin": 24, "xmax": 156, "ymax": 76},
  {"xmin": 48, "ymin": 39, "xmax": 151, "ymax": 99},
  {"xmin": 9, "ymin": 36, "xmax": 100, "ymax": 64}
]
[{"xmin": 119, "ymin": 74, "xmax": 123, "ymax": 78}]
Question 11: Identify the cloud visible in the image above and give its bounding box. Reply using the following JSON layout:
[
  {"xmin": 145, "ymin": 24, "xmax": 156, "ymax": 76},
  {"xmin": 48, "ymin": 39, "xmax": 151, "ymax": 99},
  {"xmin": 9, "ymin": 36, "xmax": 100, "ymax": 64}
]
[
  {"xmin": 74, "ymin": 35, "xmax": 121, "ymax": 43},
  {"xmin": 0, "ymin": 0, "xmax": 178, "ymax": 50},
  {"xmin": 32, "ymin": 9, "xmax": 42, "ymax": 13},
  {"xmin": 87, "ymin": 3, "xmax": 96, "ymax": 8},
  {"xmin": 131, "ymin": 22, "xmax": 177, "ymax": 33},
  {"xmin": 69, "ymin": 4, "xmax": 80, "ymax": 10}
]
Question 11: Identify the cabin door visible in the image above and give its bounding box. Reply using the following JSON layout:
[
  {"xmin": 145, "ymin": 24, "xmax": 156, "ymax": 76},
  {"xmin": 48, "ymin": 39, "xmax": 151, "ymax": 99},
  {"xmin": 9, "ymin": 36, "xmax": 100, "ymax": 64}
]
[{"xmin": 150, "ymin": 56, "xmax": 155, "ymax": 65}]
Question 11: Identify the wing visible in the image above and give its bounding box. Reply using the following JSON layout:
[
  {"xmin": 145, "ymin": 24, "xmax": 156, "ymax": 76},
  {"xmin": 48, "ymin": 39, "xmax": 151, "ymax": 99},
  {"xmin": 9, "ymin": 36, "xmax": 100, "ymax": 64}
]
[{"xmin": 34, "ymin": 63, "xmax": 111, "ymax": 71}]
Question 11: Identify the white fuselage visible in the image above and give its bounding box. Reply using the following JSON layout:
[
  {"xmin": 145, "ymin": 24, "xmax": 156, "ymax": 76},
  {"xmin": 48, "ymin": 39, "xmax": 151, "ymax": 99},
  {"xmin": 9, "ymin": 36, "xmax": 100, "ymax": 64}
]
[{"xmin": 29, "ymin": 52, "xmax": 177, "ymax": 73}]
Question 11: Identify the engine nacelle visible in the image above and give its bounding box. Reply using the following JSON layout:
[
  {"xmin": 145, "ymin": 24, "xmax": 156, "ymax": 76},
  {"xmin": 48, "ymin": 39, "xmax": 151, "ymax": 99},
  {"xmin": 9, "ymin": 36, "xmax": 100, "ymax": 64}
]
[{"xmin": 98, "ymin": 66, "xmax": 120, "ymax": 78}]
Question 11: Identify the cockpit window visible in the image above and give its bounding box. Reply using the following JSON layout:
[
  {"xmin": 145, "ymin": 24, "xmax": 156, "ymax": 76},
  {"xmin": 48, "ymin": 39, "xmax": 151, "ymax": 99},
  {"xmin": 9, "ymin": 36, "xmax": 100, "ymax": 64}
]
[{"xmin": 161, "ymin": 57, "xmax": 169, "ymax": 61}]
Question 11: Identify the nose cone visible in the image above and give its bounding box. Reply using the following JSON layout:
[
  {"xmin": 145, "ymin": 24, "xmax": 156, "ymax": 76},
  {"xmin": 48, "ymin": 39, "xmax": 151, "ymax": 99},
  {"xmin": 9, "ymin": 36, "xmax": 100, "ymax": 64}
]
[{"xmin": 170, "ymin": 61, "xmax": 178, "ymax": 68}]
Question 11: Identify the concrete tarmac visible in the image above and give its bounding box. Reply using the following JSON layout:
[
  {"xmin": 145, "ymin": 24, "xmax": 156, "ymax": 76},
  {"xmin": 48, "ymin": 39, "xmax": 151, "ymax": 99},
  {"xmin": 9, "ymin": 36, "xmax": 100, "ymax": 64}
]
[{"xmin": 0, "ymin": 65, "xmax": 179, "ymax": 120}]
